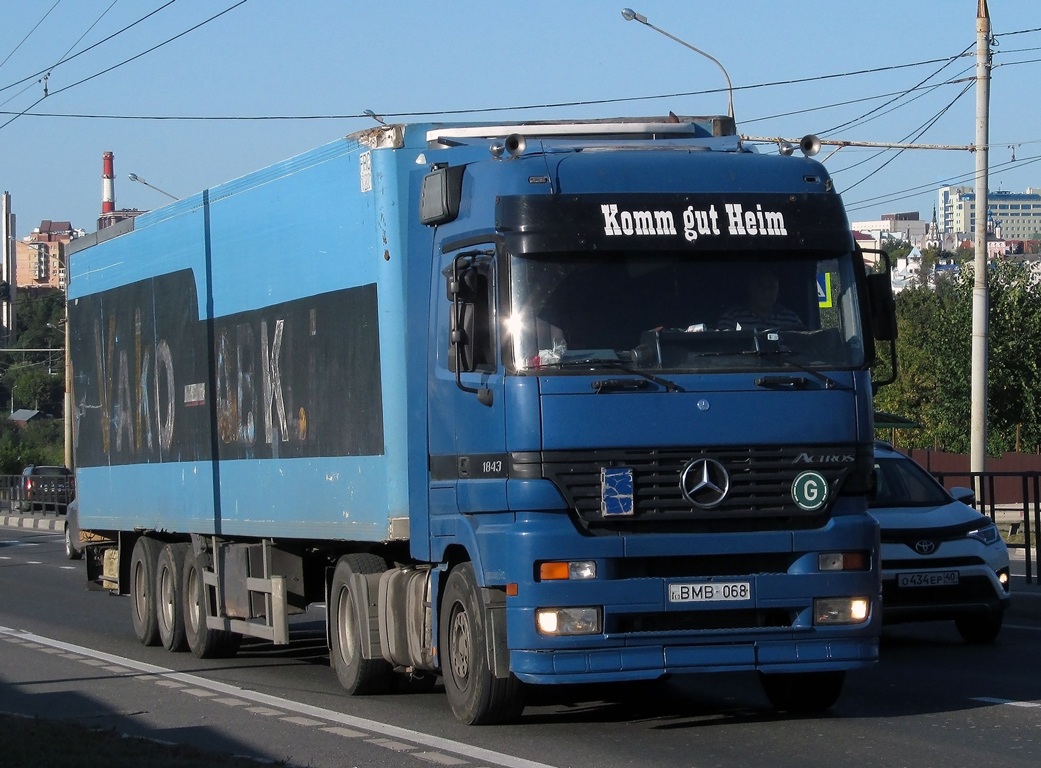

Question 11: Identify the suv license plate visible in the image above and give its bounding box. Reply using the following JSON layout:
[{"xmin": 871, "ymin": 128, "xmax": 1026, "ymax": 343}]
[
  {"xmin": 897, "ymin": 571, "xmax": 960, "ymax": 588},
  {"xmin": 669, "ymin": 582, "xmax": 751, "ymax": 603}
]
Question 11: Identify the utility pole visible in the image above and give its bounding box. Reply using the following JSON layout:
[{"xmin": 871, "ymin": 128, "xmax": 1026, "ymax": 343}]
[
  {"xmin": 1, "ymin": 192, "xmax": 16, "ymax": 348},
  {"xmin": 970, "ymin": 0, "xmax": 991, "ymax": 479}
]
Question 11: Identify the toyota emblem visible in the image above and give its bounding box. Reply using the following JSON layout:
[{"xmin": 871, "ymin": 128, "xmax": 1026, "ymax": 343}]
[
  {"xmin": 914, "ymin": 540, "xmax": 937, "ymax": 555},
  {"xmin": 680, "ymin": 458, "xmax": 730, "ymax": 508}
]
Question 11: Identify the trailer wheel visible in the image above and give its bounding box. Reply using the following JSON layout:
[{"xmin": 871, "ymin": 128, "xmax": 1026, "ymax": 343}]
[
  {"xmin": 182, "ymin": 550, "xmax": 240, "ymax": 659},
  {"xmin": 330, "ymin": 553, "xmax": 393, "ymax": 695},
  {"xmin": 759, "ymin": 670, "xmax": 845, "ymax": 713},
  {"xmin": 440, "ymin": 562, "xmax": 524, "ymax": 724},
  {"xmin": 130, "ymin": 537, "xmax": 161, "ymax": 646},
  {"xmin": 156, "ymin": 543, "xmax": 189, "ymax": 652}
]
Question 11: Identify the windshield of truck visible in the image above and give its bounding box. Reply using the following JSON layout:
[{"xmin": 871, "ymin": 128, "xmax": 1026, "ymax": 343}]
[{"xmin": 507, "ymin": 251, "xmax": 865, "ymax": 373}]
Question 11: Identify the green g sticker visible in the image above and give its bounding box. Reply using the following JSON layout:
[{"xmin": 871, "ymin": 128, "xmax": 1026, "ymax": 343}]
[{"xmin": 792, "ymin": 471, "xmax": 829, "ymax": 511}]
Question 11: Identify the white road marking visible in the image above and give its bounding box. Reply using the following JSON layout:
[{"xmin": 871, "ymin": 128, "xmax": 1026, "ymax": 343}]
[
  {"xmin": 322, "ymin": 726, "xmax": 366, "ymax": 738},
  {"xmin": 246, "ymin": 707, "xmax": 284, "ymax": 716},
  {"xmin": 0, "ymin": 623, "xmax": 556, "ymax": 768},
  {"xmin": 1004, "ymin": 623, "xmax": 1041, "ymax": 631},
  {"xmin": 214, "ymin": 697, "xmax": 249, "ymax": 706},
  {"xmin": 367, "ymin": 738, "xmax": 417, "ymax": 752},
  {"xmin": 972, "ymin": 697, "xmax": 1041, "ymax": 708},
  {"xmin": 414, "ymin": 753, "xmax": 470, "ymax": 766},
  {"xmin": 282, "ymin": 716, "xmax": 325, "ymax": 727}
]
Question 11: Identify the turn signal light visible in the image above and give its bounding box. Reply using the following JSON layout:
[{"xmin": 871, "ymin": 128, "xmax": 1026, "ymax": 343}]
[
  {"xmin": 818, "ymin": 552, "xmax": 869, "ymax": 571},
  {"xmin": 538, "ymin": 561, "xmax": 597, "ymax": 581}
]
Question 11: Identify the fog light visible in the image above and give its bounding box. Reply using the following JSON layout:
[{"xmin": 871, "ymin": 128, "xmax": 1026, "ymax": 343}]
[
  {"xmin": 998, "ymin": 567, "xmax": 1010, "ymax": 591},
  {"xmin": 538, "ymin": 561, "xmax": 597, "ymax": 580},
  {"xmin": 814, "ymin": 597, "xmax": 870, "ymax": 625},
  {"xmin": 535, "ymin": 607, "xmax": 602, "ymax": 635},
  {"xmin": 818, "ymin": 552, "xmax": 869, "ymax": 571}
]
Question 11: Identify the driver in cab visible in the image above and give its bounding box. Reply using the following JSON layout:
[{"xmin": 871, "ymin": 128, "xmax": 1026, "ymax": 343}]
[{"xmin": 716, "ymin": 268, "xmax": 804, "ymax": 331}]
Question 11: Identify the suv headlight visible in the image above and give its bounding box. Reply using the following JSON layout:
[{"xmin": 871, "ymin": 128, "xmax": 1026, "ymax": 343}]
[{"xmin": 967, "ymin": 524, "xmax": 1001, "ymax": 546}]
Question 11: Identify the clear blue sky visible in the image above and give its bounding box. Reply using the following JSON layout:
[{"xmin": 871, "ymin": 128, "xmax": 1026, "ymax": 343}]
[{"xmin": 1, "ymin": 0, "xmax": 1039, "ymax": 237}]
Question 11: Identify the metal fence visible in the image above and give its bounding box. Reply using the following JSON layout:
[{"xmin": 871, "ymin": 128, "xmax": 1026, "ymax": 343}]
[
  {"xmin": 0, "ymin": 473, "xmax": 74, "ymax": 516},
  {"xmin": 933, "ymin": 470, "xmax": 1041, "ymax": 584}
]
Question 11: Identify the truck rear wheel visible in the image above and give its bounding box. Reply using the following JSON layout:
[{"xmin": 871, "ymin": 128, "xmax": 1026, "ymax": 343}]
[
  {"xmin": 156, "ymin": 543, "xmax": 189, "ymax": 652},
  {"xmin": 759, "ymin": 670, "xmax": 845, "ymax": 713},
  {"xmin": 182, "ymin": 550, "xmax": 240, "ymax": 659},
  {"xmin": 330, "ymin": 553, "xmax": 393, "ymax": 695},
  {"xmin": 440, "ymin": 562, "xmax": 524, "ymax": 725},
  {"xmin": 130, "ymin": 537, "xmax": 161, "ymax": 646}
]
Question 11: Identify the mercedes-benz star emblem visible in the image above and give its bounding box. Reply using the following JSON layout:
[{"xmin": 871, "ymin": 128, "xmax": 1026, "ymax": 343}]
[
  {"xmin": 914, "ymin": 540, "xmax": 937, "ymax": 555},
  {"xmin": 680, "ymin": 458, "xmax": 730, "ymax": 508}
]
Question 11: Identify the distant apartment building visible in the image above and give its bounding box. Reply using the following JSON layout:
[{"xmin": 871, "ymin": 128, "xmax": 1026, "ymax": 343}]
[
  {"xmin": 17, "ymin": 219, "xmax": 82, "ymax": 290},
  {"xmin": 849, "ymin": 211, "xmax": 931, "ymax": 246},
  {"xmin": 937, "ymin": 185, "xmax": 1041, "ymax": 239}
]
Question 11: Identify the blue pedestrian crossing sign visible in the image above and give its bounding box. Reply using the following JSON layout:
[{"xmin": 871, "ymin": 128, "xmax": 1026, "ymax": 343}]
[{"xmin": 817, "ymin": 273, "xmax": 833, "ymax": 308}]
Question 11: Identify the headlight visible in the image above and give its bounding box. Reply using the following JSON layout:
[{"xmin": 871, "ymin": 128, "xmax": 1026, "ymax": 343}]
[
  {"xmin": 967, "ymin": 524, "xmax": 1001, "ymax": 545},
  {"xmin": 535, "ymin": 607, "xmax": 602, "ymax": 635},
  {"xmin": 813, "ymin": 597, "xmax": 870, "ymax": 625}
]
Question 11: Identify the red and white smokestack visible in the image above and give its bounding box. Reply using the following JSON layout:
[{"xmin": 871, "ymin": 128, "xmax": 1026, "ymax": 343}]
[{"xmin": 102, "ymin": 151, "xmax": 115, "ymax": 214}]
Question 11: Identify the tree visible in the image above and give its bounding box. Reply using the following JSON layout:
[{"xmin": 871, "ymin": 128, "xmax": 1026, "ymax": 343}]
[{"xmin": 874, "ymin": 261, "xmax": 1041, "ymax": 455}]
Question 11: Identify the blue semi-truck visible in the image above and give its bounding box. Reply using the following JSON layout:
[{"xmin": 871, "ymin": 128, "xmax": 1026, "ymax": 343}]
[{"xmin": 67, "ymin": 116, "xmax": 896, "ymax": 724}]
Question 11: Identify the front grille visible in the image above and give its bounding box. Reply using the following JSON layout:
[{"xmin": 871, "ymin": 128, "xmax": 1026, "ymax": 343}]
[
  {"xmin": 615, "ymin": 553, "xmax": 795, "ymax": 579},
  {"xmin": 524, "ymin": 445, "xmax": 855, "ymax": 528},
  {"xmin": 884, "ymin": 556, "xmax": 987, "ymax": 570},
  {"xmin": 881, "ymin": 575, "xmax": 1000, "ymax": 608},
  {"xmin": 613, "ymin": 609, "xmax": 793, "ymax": 634}
]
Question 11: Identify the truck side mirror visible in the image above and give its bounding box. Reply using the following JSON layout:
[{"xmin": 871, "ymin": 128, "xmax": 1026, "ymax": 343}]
[
  {"xmin": 865, "ymin": 272, "xmax": 897, "ymax": 341},
  {"xmin": 420, "ymin": 165, "xmax": 465, "ymax": 226}
]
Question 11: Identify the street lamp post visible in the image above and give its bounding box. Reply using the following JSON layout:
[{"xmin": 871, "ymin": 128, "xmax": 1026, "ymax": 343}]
[
  {"xmin": 127, "ymin": 173, "xmax": 179, "ymax": 201},
  {"xmin": 621, "ymin": 8, "xmax": 735, "ymax": 121}
]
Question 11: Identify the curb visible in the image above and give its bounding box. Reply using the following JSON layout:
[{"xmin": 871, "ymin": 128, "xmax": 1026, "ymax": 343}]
[{"xmin": 0, "ymin": 515, "xmax": 64, "ymax": 531}]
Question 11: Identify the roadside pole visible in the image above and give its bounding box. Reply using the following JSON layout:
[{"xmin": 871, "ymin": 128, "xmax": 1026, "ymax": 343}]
[{"xmin": 970, "ymin": 0, "xmax": 991, "ymax": 483}]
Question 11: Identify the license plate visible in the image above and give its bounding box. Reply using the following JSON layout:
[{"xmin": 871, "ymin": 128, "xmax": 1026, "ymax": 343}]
[
  {"xmin": 897, "ymin": 570, "xmax": 960, "ymax": 588},
  {"xmin": 669, "ymin": 581, "xmax": 751, "ymax": 603}
]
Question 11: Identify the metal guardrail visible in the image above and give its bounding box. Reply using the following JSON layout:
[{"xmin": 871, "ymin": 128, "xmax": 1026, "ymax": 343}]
[
  {"xmin": 933, "ymin": 470, "xmax": 1041, "ymax": 585},
  {"xmin": 0, "ymin": 473, "xmax": 74, "ymax": 516}
]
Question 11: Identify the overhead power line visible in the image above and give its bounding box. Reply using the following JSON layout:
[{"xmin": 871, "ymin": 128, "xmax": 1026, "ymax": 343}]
[
  {"xmin": 0, "ymin": 0, "xmax": 180, "ymax": 96},
  {"xmin": 0, "ymin": 0, "xmax": 251, "ymax": 133},
  {"xmin": 0, "ymin": 0, "xmax": 63, "ymax": 73}
]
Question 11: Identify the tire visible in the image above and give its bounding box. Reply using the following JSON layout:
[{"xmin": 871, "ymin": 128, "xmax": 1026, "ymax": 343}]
[
  {"xmin": 64, "ymin": 523, "xmax": 82, "ymax": 561},
  {"xmin": 156, "ymin": 543, "xmax": 189, "ymax": 652},
  {"xmin": 955, "ymin": 611, "xmax": 1003, "ymax": 644},
  {"xmin": 182, "ymin": 549, "xmax": 240, "ymax": 659},
  {"xmin": 440, "ymin": 562, "xmax": 524, "ymax": 725},
  {"xmin": 329, "ymin": 553, "xmax": 393, "ymax": 695},
  {"xmin": 759, "ymin": 670, "xmax": 845, "ymax": 714},
  {"xmin": 130, "ymin": 537, "xmax": 162, "ymax": 646}
]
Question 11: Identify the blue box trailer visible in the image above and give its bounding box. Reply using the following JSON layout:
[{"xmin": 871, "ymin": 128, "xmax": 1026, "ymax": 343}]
[{"xmin": 67, "ymin": 116, "xmax": 896, "ymax": 724}]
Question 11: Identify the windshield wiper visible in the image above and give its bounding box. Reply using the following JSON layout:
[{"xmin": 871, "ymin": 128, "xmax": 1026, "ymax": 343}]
[
  {"xmin": 548, "ymin": 359, "xmax": 683, "ymax": 393},
  {"xmin": 750, "ymin": 331, "xmax": 846, "ymax": 391}
]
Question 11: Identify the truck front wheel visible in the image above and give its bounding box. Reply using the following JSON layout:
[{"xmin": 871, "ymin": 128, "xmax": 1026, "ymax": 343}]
[
  {"xmin": 759, "ymin": 670, "xmax": 845, "ymax": 713},
  {"xmin": 329, "ymin": 553, "xmax": 393, "ymax": 695},
  {"xmin": 130, "ymin": 537, "xmax": 161, "ymax": 646},
  {"xmin": 156, "ymin": 543, "xmax": 189, "ymax": 652},
  {"xmin": 440, "ymin": 562, "xmax": 524, "ymax": 725}
]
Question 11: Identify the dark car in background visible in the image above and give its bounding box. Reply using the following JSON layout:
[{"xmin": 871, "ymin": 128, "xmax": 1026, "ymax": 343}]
[
  {"xmin": 17, "ymin": 465, "xmax": 75, "ymax": 513},
  {"xmin": 870, "ymin": 442, "xmax": 1011, "ymax": 643}
]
